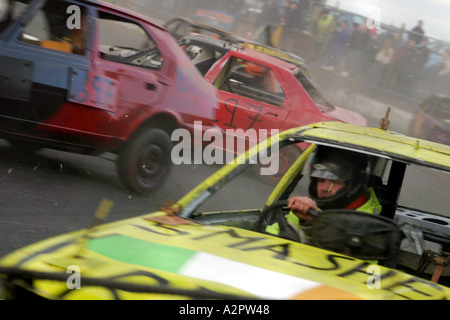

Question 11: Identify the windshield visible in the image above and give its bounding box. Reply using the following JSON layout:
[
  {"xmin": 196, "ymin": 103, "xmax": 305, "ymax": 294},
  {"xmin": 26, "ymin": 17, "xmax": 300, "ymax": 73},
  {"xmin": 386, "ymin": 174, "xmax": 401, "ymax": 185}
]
[{"xmin": 294, "ymin": 70, "xmax": 334, "ymax": 110}]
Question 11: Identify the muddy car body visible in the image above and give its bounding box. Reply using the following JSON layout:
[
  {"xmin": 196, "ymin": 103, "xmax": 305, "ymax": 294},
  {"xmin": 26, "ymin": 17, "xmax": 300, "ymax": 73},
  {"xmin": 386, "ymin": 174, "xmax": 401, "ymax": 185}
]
[{"xmin": 0, "ymin": 0, "xmax": 218, "ymax": 194}]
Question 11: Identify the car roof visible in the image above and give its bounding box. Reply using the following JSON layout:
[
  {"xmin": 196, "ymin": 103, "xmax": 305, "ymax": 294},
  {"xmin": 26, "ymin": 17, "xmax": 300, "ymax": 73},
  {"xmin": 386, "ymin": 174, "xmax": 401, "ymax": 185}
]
[
  {"xmin": 180, "ymin": 34, "xmax": 238, "ymax": 51},
  {"xmin": 231, "ymin": 47, "xmax": 301, "ymax": 73},
  {"xmin": 165, "ymin": 16, "xmax": 243, "ymax": 39},
  {"xmin": 287, "ymin": 122, "xmax": 450, "ymax": 172},
  {"xmin": 243, "ymin": 41, "xmax": 306, "ymax": 67},
  {"xmin": 171, "ymin": 17, "xmax": 306, "ymax": 68},
  {"xmin": 180, "ymin": 34, "xmax": 299, "ymax": 73}
]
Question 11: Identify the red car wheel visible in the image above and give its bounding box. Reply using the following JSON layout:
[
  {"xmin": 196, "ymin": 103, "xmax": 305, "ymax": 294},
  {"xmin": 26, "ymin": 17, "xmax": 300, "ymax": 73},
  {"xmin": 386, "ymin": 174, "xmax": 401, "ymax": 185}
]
[{"xmin": 118, "ymin": 128, "xmax": 172, "ymax": 194}]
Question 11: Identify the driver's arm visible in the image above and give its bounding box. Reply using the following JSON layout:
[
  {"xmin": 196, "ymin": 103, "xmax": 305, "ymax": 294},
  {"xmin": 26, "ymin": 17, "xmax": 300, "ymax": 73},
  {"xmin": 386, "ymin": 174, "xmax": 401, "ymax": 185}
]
[
  {"xmin": 264, "ymin": 196, "xmax": 318, "ymax": 239},
  {"xmin": 288, "ymin": 196, "xmax": 318, "ymax": 223}
]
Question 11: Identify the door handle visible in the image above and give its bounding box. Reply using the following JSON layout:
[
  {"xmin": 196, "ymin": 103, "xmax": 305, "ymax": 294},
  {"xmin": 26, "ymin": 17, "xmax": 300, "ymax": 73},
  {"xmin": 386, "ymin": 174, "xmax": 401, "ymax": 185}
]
[
  {"xmin": 265, "ymin": 112, "xmax": 278, "ymax": 117},
  {"xmin": 145, "ymin": 83, "xmax": 157, "ymax": 91}
]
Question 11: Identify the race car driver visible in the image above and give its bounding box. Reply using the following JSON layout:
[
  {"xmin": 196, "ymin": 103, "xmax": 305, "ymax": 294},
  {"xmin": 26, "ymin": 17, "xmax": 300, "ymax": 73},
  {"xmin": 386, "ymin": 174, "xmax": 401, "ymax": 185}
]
[{"xmin": 266, "ymin": 146, "xmax": 382, "ymax": 242}]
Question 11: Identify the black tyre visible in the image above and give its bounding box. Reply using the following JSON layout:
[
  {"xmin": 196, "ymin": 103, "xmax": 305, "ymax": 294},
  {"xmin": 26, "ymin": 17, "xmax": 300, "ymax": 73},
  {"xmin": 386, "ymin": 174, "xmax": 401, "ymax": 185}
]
[{"xmin": 118, "ymin": 128, "xmax": 172, "ymax": 194}]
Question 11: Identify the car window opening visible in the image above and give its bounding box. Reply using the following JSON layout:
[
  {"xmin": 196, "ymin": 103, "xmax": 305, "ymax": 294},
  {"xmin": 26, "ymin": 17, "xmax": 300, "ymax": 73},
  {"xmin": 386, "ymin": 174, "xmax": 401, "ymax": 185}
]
[
  {"xmin": 14, "ymin": 0, "xmax": 88, "ymax": 55},
  {"xmin": 97, "ymin": 11, "xmax": 163, "ymax": 70},
  {"xmin": 219, "ymin": 57, "xmax": 286, "ymax": 107}
]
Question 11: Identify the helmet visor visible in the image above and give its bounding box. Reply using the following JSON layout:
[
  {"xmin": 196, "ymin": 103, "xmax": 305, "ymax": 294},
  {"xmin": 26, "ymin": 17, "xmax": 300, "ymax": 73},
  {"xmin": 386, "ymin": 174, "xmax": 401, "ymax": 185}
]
[{"xmin": 310, "ymin": 164, "xmax": 342, "ymax": 181}]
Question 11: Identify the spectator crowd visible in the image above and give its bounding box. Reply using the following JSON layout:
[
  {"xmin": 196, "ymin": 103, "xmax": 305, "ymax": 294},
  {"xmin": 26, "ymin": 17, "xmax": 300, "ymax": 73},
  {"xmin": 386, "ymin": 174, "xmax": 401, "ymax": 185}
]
[
  {"xmin": 258, "ymin": 0, "xmax": 450, "ymax": 99},
  {"xmin": 138, "ymin": 0, "xmax": 450, "ymax": 99}
]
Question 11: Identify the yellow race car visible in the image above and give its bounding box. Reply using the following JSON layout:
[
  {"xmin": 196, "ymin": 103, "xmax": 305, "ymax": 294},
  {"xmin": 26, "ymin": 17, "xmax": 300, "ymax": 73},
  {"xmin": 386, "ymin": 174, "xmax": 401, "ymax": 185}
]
[{"xmin": 1, "ymin": 121, "xmax": 449, "ymax": 300}]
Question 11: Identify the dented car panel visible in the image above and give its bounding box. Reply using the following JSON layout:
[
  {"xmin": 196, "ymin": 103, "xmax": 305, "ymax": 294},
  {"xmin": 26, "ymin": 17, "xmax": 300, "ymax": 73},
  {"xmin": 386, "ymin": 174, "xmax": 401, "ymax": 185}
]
[
  {"xmin": 0, "ymin": 0, "xmax": 216, "ymax": 149},
  {"xmin": 0, "ymin": 214, "xmax": 448, "ymax": 300},
  {"xmin": 0, "ymin": 0, "xmax": 217, "ymax": 193}
]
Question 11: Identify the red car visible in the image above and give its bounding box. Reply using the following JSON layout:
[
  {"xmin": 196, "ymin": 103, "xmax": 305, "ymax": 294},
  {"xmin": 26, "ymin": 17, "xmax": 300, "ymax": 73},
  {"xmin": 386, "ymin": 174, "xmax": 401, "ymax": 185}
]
[
  {"xmin": 200, "ymin": 46, "xmax": 367, "ymax": 180},
  {"xmin": 410, "ymin": 95, "xmax": 450, "ymax": 145},
  {"xmin": 0, "ymin": 0, "xmax": 217, "ymax": 194}
]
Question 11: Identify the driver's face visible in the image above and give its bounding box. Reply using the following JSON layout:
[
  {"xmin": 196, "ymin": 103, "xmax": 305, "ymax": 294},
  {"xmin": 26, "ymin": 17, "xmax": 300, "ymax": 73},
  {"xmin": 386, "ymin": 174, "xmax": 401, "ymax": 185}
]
[{"xmin": 316, "ymin": 178, "xmax": 345, "ymax": 198}]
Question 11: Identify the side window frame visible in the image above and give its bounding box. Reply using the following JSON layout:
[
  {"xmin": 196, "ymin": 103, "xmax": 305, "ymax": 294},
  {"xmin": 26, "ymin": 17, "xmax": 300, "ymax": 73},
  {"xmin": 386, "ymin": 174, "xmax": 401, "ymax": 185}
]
[
  {"xmin": 219, "ymin": 57, "xmax": 285, "ymax": 107},
  {"xmin": 15, "ymin": 0, "xmax": 91, "ymax": 56},
  {"xmin": 95, "ymin": 9, "xmax": 163, "ymax": 70}
]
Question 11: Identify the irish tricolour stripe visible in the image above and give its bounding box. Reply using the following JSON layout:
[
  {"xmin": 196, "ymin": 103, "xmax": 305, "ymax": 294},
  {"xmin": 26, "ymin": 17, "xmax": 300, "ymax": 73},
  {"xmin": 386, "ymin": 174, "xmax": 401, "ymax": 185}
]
[{"xmin": 88, "ymin": 235, "xmax": 321, "ymax": 299}]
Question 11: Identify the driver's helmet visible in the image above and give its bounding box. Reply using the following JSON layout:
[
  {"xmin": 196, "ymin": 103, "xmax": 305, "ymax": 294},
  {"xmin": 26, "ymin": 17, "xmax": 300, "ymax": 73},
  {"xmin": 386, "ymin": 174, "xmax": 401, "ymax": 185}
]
[
  {"xmin": 302, "ymin": 146, "xmax": 372, "ymax": 210},
  {"xmin": 245, "ymin": 62, "xmax": 265, "ymax": 76}
]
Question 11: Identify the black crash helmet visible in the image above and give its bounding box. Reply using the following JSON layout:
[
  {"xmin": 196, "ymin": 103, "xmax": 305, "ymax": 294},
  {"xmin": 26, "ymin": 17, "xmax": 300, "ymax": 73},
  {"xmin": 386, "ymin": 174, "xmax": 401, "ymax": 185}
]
[{"xmin": 303, "ymin": 146, "xmax": 372, "ymax": 210}]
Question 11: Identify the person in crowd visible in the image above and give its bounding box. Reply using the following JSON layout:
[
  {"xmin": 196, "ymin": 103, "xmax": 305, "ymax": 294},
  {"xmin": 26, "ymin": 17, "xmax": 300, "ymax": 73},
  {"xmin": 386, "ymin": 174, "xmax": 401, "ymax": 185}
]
[
  {"xmin": 280, "ymin": 0, "xmax": 302, "ymax": 53},
  {"xmin": 322, "ymin": 19, "xmax": 351, "ymax": 72},
  {"xmin": 312, "ymin": 9, "xmax": 335, "ymax": 59},
  {"xmin": 261, "ymin": 0, "xmax": 281, "ymax": 25},
  {"xmin": 345, "ymin": 23, "xmax": 373, "ymax": 79},
  {"xmin": 297, "ymin": 0, "xmax": 310, "ymax": 31},
  {"xmin": 367, "ymin": 36, "xmax": 395, "ymax": 88},
  {"xmin": 392, "ymin": 40, "xmax": 423, "ymax": 96},
  {"xmin": 381, "ymin": 32, "xmax": 405, "ymax": 89},
  {"xmin": 408, "ymin": 19, "xmax": 425, "ymax": 45},
  {"xmin": 416, "ymin": 37, "xmax": 431, "ymax": 75},
  {"xmin": 391, "ymin": 32, "xmax": 404, "ymax": 50}
]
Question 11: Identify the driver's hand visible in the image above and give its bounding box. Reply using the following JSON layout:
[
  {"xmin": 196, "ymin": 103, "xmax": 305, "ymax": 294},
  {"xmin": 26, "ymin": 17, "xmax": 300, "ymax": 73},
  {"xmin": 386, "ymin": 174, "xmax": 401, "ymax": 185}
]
[{"xmin": 288, "ymin": 196, "xmax": 318, "ymax": 222}]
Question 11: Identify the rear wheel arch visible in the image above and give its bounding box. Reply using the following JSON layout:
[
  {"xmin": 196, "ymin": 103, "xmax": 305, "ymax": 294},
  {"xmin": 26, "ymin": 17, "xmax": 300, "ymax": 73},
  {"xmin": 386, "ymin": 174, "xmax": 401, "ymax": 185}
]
[{"xmin": 127, "ymin": 113, "xmax": 180, "ymax": 143}]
